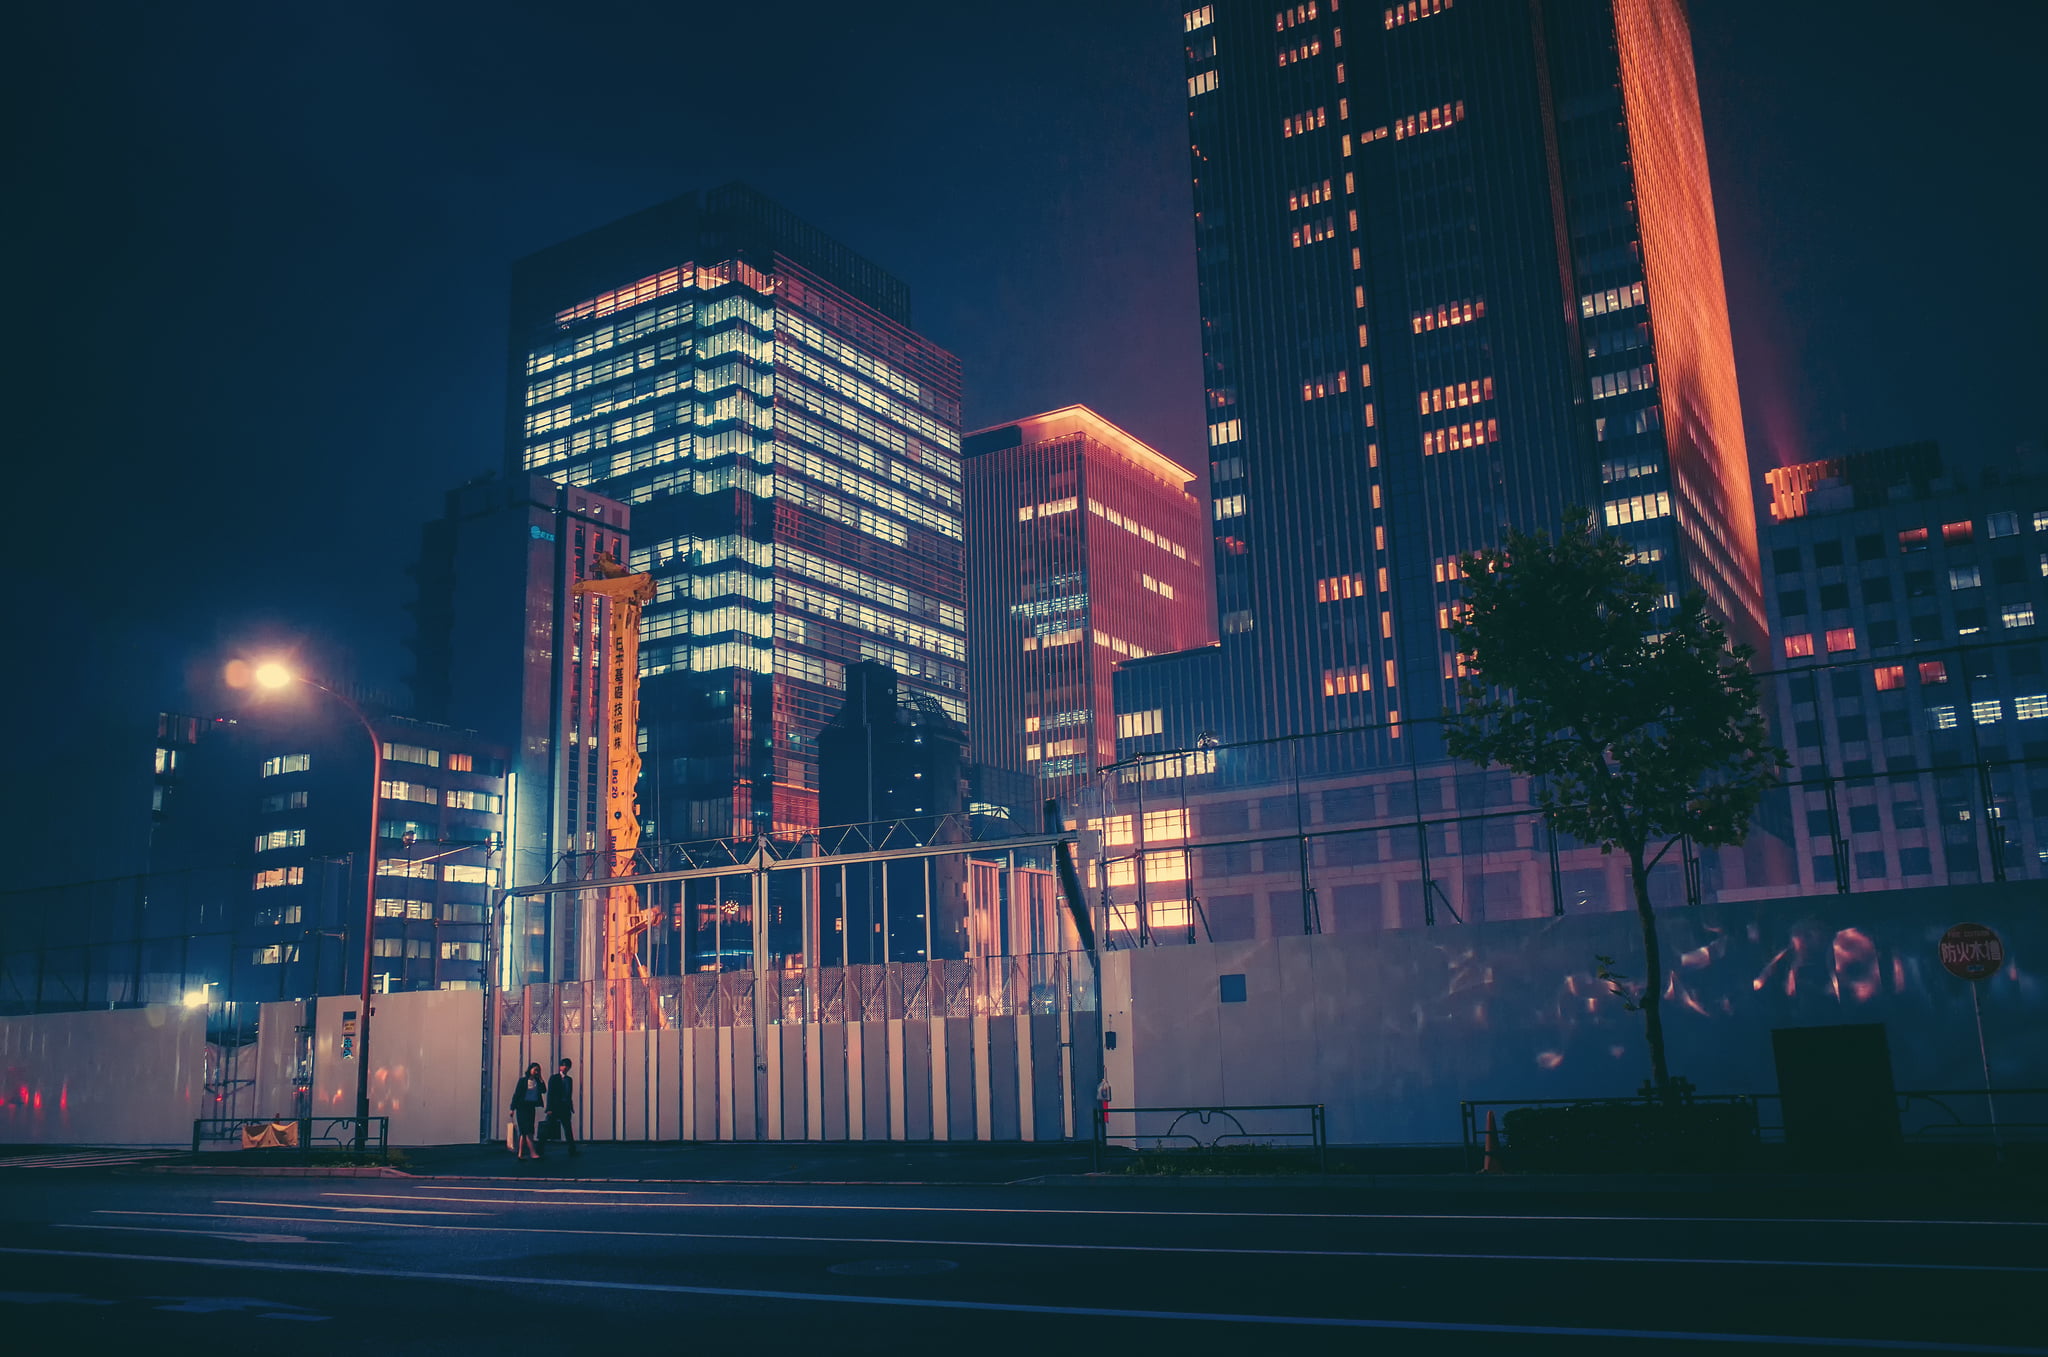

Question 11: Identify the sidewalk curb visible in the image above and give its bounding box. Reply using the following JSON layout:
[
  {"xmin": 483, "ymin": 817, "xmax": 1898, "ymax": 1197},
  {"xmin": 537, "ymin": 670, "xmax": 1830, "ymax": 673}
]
[
  {"xmin": 135, "ymin": 1165, "xmax": 414, "ymax": 1178},
  {"xmin": 408, "ymin": 1171, "xmax": 1041, "ymax": 1186},
  {"xmin": 1020, "ymin": 1171, "xmax": 2048, "ymax": 1195}
]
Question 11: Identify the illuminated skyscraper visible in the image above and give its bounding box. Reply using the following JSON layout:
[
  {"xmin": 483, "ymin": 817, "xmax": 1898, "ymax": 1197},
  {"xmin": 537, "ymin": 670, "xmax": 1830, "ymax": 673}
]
[
  {"xmin": 963, "ymin": 407, "xmax": 1215, "ymax": 805},
  {"xmin": 506, "ymin": 185, "xmax": 964, "ymax": 847},
  {"xmin": 1130, "ymin": 0, "xmax": 1762, "ymax": 759}
]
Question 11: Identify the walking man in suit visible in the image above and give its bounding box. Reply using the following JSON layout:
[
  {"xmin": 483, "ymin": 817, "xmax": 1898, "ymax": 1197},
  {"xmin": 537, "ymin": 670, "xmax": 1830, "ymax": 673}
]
[{"xmin": 546, "ymin": 1058, "xmax": 578, "ymax": 1156}]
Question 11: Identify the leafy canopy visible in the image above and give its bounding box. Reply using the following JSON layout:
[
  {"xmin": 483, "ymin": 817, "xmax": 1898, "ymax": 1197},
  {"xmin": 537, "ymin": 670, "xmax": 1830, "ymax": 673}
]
[{"xmin": 1443, "ymin": 513, "xmax": 1781, "ymax": 860}]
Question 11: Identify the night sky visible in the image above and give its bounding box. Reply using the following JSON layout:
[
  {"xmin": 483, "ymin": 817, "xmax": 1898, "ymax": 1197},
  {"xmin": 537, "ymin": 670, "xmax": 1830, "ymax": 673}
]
[{"xmin": 8, "ymin": 1, "xmax": 2043, "ymax": 889}]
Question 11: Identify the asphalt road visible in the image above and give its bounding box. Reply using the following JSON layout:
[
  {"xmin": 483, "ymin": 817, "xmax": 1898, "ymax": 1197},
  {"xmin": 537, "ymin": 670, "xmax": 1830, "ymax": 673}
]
[{"xmin": 1, "ymin": 1165, "xmax": 2043, "ymax": 1355}]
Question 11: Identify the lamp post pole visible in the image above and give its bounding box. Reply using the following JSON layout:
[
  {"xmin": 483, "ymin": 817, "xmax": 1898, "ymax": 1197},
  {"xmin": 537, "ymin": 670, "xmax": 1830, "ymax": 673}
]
[{"xmin": 302, "ymin": 678, "xmax": 382, "ymax": 1152}]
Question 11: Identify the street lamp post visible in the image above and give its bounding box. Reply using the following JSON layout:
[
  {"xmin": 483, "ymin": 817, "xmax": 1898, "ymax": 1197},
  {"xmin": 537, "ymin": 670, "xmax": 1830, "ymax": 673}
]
[{"xmin": 255, "ymin": 662, "xmax": 382, "ymax": 1151}]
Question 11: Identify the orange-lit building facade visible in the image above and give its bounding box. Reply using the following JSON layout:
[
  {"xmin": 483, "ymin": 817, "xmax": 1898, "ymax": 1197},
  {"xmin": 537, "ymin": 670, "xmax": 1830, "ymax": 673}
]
[
  {"xmin": 506, "ymin": 186, "xmax": 963, "ymax": 852},
  {"xmin": 1127, "ymin": 0, "xmax": 1763, "ymax": 763},
  {"xmin": 964, "ymin": 407, "xmax": 1215, "ymax": 805}
]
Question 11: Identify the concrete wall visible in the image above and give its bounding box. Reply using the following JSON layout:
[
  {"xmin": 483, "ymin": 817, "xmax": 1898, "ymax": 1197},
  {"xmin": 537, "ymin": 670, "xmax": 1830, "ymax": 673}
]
[
  {"xmin": 1102, "ymin": 883, "xmax": 2047, "ymax": 1145},
  {"xmin": 0, "ymin": 1005, "xmax": 210, "ymax": 1145}
]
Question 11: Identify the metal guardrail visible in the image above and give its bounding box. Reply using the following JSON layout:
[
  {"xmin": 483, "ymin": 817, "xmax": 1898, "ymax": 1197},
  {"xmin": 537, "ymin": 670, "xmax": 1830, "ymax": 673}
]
[
  {"xmin": 1094, "ymin": 1103, "xmax": 1326, "ymax": 1171},
  {"xmin": 191, "ymin": 1116, "xmax": 389, "ymax": 1155}
]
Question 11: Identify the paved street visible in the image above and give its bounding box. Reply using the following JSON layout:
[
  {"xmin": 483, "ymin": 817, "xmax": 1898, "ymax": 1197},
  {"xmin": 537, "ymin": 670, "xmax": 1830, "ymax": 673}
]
[{"xmin": 1, "ymin": 1161, "xmax": 2043, "ymax": 1355}]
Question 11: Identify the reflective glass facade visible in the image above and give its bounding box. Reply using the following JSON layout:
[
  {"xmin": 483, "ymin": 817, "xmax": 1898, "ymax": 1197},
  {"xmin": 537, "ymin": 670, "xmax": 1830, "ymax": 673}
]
[
  {"xmin": 963, "ymin": 407, "xmax": 1215, "ymax": 806},
  {"xmin": 507, "ymin": 186, "xmax": 963, "ymax": 844},
  {"xmin": 1133, "ymin": 0, "xmax": 1761, "ymax": 760}
]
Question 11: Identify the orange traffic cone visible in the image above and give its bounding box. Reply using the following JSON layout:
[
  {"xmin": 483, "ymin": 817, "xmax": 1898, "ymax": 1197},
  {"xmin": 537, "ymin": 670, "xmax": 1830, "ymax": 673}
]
[{"xmin": 1479, "ymin": 1109, "xmax": 1505, "ymax": 1174}]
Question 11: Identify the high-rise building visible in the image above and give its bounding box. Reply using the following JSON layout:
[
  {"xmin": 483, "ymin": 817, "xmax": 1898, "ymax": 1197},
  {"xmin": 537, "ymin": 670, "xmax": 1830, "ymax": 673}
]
[
  {"xmin": 506, "ymin": 184, "xmax": 964, "ymax": 846},
  {"xmin": 962, "ymin": 406, "xmax": 1214, "ymax": 805},
  {"xmin": 1131, "ymin": 0, "xmax": 1761, "ymax": 760},
  {"xmin": 413, "ymin": 474, "xmax": 630, "ymax": 978}
]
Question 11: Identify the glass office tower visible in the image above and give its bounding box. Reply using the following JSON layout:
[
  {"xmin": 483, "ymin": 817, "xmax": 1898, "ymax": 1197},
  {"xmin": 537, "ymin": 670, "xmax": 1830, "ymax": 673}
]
[
  {"xmin": 507, "ymin": 185, "xmax": 964, "ymax": 846},
  {"xmin": 1133, "ymin": 0, "xmax": 1762, "ymax": 759}
]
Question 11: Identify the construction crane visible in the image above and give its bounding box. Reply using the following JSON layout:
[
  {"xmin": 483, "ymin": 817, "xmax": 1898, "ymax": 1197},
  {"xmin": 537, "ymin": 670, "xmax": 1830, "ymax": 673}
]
[{"xmin": 571, "ymin": 551, "xmax": 658, "ymax": 1026}]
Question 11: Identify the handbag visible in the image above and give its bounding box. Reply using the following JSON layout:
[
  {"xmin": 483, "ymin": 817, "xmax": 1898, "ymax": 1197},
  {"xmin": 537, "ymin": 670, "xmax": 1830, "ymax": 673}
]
[
  {"xmin": 540, "ymin": 1118, "xmax": 560, "ymax": 1142},
  {"xmin": 505, "ymin": 1119, "xmax": 517, "ymax": 1152}
]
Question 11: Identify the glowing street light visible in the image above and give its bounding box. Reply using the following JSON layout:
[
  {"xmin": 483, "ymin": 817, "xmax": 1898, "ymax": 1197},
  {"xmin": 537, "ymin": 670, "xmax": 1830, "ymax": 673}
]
[{"xmin": 242, "ymin": 656, "xmax": 384, "ymax": 1151}]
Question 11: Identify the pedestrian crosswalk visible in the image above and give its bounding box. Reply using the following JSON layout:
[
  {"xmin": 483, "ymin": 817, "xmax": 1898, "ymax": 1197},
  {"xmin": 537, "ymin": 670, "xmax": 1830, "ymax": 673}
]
[{"xmin": 0, "ymin": 1149, "xmax": 181, "ymax": 1170}]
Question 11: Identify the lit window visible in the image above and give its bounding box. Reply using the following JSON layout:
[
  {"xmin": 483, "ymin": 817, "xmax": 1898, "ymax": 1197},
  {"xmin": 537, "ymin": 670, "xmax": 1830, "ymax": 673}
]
[
  {"xmin": 1185, "ymin": 4, "xmax": 1214, "ymax": 29},
  {"xmin": 1873, "ymin": 665, "xmax": 1905, "ymax": 691},
  {"xmin": 1927, "ymin": 705, "xmax": 1958, "ymax": 730},
  {"xmin": 1948, "ymin": 566, "xmax": 1982, "ymax": 590},
  {"xmin": 1316, "ymin": 573, "xmax": 1368, "ymax": 602},
  {"xmin": 2003, "ymin": 603, "xmax": 2036, "ymax": 629},
  {"xmin": 1988, "ymin": 512, "xmax": 2019, "ymax": 539},
  {"xmin": 1918, "ymin": 660, "xmax": 1948, "ymax": 685},
  {"xmin": 2034, "ymin": 511, "xmax": 2048, "ymax": 532},
  {"xmin": 1824, "ymin": 628, "xmax": 1857, "ymax": 653},
  {"xmin": 445, "ymin": 864, "xmax": 496, "ymax": 885},
  {"xmin": 1972, "ymin": 700, "xmax": 2002, "ymax": 725},
  {"xmin": 1141, "ymin": 809, "xmax": 1190, "ymax": 842},
  {"xmin": 1941, "ymin": 520, "xmax": 1974, "ymax": 545},
  {"xmin": 253, "ymin": 828, "xmax": 306, "ymax": 853},
  {"xmin": 1897, "ymin": 528, "xmax": 1929, "ymax": 553},
  {"xmin": 1782, "ymin": 634, "xmax": 1815, "ymax": 658},
  {"xmin": 1321, "ymin": 664, "xmax": 1372, "ymax": 696},
  {"xmin": 1188, "ymin": 69, "xmax": 1220, "ymax": 97},
  {"xmin": 1117, "ymin": 710, "xmax": 1164, "ymax": 739},
  {"xmin": 260, "ymin": 753, "xmax": 311, "ymax": 778},
  {"xmin": 381, "ymin": 741, "xmax": 441, "ymax": 767},
  {"xmin": 2018, "ymin": 694, "xmax": 2048, "ymax": 721},
  {"xmin": 252, "ymin": 867, "xmax": 305, "ymax": 890}
]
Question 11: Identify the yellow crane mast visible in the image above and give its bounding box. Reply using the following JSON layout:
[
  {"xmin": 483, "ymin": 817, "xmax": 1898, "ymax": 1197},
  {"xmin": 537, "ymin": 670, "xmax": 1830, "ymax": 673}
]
[{"xmin": 571, "ymin": 552, "xmax": 657, "ymax": 1026}]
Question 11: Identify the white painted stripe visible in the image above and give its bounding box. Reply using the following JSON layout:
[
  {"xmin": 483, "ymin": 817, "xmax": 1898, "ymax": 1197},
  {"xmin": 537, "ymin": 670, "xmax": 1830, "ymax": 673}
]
[
  {"xmin": 58, "ymin": 1224, "xmax": 310, "ymax": 1244},
  {"xmin": 0, "ymin": 1246, "xmax": 2037, "ymax": 1353},
  {"xmin": 90, "ymin": 1211, "xmax": 2048, "ymax": 1273},
  {"xmin": 213, "ymin": 1200, "xmax": 483, "ymax": 1217},
  {"xmin": 325, "ymin": 1191, "xmax": 2048, "ymax": 1229}
]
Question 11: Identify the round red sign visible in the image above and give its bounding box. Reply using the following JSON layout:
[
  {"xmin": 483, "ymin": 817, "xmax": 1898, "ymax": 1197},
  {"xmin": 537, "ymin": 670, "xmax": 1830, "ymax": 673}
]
[{"xmin": 1939, "ymin": 922, "xmax": 2005, "ymax": 982}]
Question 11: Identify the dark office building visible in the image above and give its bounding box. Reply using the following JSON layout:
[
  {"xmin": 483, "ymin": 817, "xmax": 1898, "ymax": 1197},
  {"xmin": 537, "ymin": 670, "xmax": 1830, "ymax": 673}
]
[
  {"xmin": 149, "ymin": 704, "xmax": 508, "ymax": 999},
  {"xmin": 1127, "ymin": 0, "xmax": 1762, "ymax": 760},
  {"xmin": 816, "ymin": 662, "xmax": 971, "ymax": 963},
  {"xmin": 1759, "ymin": 443, "xmax": 2048, "ymax": 894},
  {"xmin": 505, "ymin": 184, "xmax": 964, "ymax": 850},
  {"xmin": 413, "ymin": 473, "xmax": 630, "ymax": 982},
  {"xmin": 963, "ymin": 406, "xmax": 1215, "ymax": 806}
]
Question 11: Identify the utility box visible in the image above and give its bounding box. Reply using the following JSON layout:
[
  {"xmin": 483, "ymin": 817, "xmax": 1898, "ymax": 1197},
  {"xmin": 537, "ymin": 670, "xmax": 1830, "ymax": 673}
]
[{"xmin": 1771, "ymin": 1023, "xmax": 1902, "ymax": 1170}]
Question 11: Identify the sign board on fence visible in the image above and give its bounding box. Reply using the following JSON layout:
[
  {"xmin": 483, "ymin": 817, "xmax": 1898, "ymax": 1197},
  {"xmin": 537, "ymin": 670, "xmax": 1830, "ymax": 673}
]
[{"xmin": 1939, "ymin": 922, "xmax": 2005, "ymax": 982}]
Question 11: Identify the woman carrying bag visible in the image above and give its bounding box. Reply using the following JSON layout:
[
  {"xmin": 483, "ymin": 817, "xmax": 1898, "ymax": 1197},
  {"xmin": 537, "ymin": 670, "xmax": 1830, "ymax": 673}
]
[{"xmin": 510, "ymin": 1062, "xmax": 547, "ymax": 1160}]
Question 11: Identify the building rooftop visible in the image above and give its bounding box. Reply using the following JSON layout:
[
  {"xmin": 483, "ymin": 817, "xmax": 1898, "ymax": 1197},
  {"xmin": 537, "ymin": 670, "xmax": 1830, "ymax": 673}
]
[{"xmin": 964, "ymin": 405, "xmax": 1195, "ymax": 489}]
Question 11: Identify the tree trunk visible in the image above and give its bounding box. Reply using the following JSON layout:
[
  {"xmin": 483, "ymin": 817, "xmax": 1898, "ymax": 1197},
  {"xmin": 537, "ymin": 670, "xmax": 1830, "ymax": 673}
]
[{"xmin": 1628, "ymin": 848, "xmax": 1672, "ymax": 1099}]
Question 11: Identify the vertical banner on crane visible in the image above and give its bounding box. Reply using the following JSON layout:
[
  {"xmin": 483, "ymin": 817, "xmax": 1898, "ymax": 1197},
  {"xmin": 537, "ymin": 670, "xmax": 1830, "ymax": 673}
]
[{"xmin": 571, "ymin": 566, "xmax": 656, "ymax": 1030}]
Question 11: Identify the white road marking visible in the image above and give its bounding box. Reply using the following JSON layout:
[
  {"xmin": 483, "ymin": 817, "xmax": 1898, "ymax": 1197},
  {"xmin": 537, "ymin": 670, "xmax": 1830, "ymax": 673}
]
[
  {"xmin": 328, "ymin": 1190, "xmax": 2048, "ymax": 1229},
  {"xmin": 0, "ymin": 1246, "xmax": 2037, "ymax": 1352},
  {"xmin": 213, "ymin": 1200, "xmax": 483, "ymax": 1217},
  {"xmin": 0, "ymin": 1152, "xmax": 179, "ymax": 1169},
  {"xmin": 59, "ymin": 1224, "xmax": 308, "ymax": 1244},
  {"xmin": 0, "ymin": 1291, "xmax": 115, "ymax": 1305},
  {"xmin": 85, "ymin": 1210, "xmax": 2048, "ymax": 1273}
]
